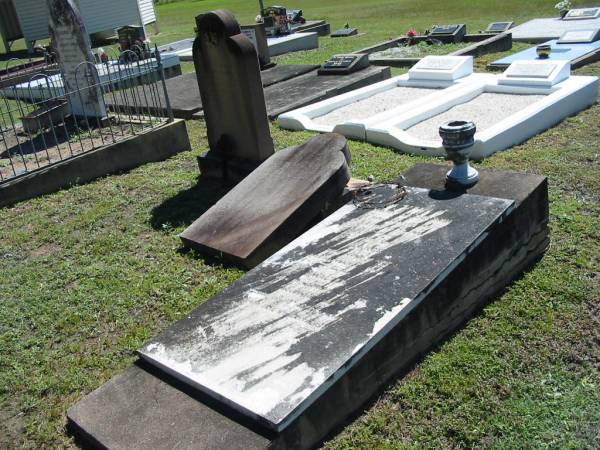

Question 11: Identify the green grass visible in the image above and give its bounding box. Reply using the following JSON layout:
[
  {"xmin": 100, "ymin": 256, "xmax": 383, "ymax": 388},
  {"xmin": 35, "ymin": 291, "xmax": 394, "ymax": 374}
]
[{"xmin": 1, "ymin": 0, "xmax": 600, "ymax": 448}]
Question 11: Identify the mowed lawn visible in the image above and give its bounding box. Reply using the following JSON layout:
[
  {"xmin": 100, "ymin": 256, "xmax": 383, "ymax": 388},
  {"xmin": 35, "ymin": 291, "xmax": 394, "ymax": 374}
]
[{"xmin": 1, "ymin": 0, "xmax": 599, "ymax": 448}]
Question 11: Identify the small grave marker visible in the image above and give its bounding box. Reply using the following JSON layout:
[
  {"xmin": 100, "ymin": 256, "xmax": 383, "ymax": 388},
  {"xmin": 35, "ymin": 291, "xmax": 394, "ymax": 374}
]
[
  {"xmin": 318, "ymin": 53, "xmax": 369, "ymax": 75},
  {"xmin": 558, "ymin": 29, "xmax": 600, "ymax": 43},
  {"xmin": 428, "ymin": 23, "xmax": 466, "ymax": 43},
  {"xmin": 408, "ymin": 55, "xmax": 473, "ymax": 81},
  {"xmin": 563, "ymin": 8, "xmax": 600, "ymax": 20},
  {"xmin": 485, "ymin": 22, "xmax": 515, "ymax": 33},
  {"xmin": 499, "ymin": 60, "xmax": 570, "ymax": 86}
]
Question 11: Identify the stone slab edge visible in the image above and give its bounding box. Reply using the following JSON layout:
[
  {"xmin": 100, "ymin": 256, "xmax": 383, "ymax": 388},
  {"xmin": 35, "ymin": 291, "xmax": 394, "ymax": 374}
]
[
  {"xmin": 0, "ymin": 119, "xmax": 190, "ymax": 208},
  {"xmin": 67, "ymin": 164, "xmax": 549, "ymax": 450}
]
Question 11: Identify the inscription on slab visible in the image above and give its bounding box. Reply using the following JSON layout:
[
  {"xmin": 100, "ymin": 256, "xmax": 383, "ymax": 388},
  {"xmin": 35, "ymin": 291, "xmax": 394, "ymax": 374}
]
[
  {"xmin": 414, "ymin": 57, "xmax": 461, "ymax": 70},
  {"xmin": 140, "ymin": 187, "xmax": 513, "ymax": 431},
  {"xmin": 558, "ymin": 29, "xmax": 599, "ymax": 43},
  {"xmin": 48, "ymin": 0, "xmax": 107, "ymax": 118},
  {"xmin": 564, "ymin": 8, "xmax": 600, "ymax": 20},
  {"xmin": 431, "ymin": 24, "xmax": 459, "ymax": 34},
  {"xmin": 505, "ymin": 62, "xmax": 557, "ymax": 78}
]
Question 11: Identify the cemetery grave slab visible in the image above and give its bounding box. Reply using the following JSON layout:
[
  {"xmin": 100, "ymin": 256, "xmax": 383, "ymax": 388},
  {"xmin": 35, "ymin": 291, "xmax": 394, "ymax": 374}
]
[
  {"xmin": 490, "ymin": 36, "xmax": 600, "ymax": 70},
  {"xmin": 106, "ymin": 64, "xmax": 319, "ymax": 120},
  {"xmin": 510, "ymin": 16, "xmax": 600, "ymax": 42},
  {"xmin": 68, "ymin": 164, "xmax": 549, "ymax": 450},
  {"xmin": 262, "ymin": 65, "xmax": 392, "ymax": 119},
  {"xmin": 181, "ymin": 133, "xmax": 351, "ymax": 269}
]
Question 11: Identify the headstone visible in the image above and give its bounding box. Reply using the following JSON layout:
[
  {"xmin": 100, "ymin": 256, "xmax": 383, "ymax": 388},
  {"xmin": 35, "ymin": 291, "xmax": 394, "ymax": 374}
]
[
  {"xmin": 241, "ymin": 23, "xmax": 271, "ymax": 68},
  {"xmin": 47, "ymin": 0, "xmax": 107, "ymax": 119},
  {"xmin": 193, "ymin": 10, "xmax": 274, "ymax": 181},
  {"xmin": 485, "ymin": 22, "xmax": 515, "ymax": 33},
  {"xmin": 141, "ymin": 185, "xmax": 514, "ymax": 432},
  {"xmin": 180, "ymin": 133, "xmax": 351, "ymax": 268},
  {"xmin": 408, "ymin": 55, "xmax": 473, "ymax": 81},
  {"xmin": 428, "ymin": 23, "xmax": 466, "ymax": 43},
  {"xmin": 505, "ymin": 62, "xmax": 557, "ymax": 78},
  {"xmin": 558, "ymin": 29, "xmax": 600, "ymax": 43},
  {"xmin": 563, "ymin": 8, "xmax": 600, "ymax": 20},
  {"xmin": 498, "ymin": 59, "xmax": 571, "ymax": 87},
  {"xmin": 317, "ymin": 53, "xmax": 369, "ymax": 75}
]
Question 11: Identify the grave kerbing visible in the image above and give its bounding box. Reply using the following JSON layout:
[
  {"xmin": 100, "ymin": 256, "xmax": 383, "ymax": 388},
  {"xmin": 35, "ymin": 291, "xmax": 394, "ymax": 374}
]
[
  {"xmin": 47, "ymin": 0, "xmax": 107, "ymax": 119},
  {"xmin": 193, "ymin": 10, "xmax": 274, "ymax": 181}
]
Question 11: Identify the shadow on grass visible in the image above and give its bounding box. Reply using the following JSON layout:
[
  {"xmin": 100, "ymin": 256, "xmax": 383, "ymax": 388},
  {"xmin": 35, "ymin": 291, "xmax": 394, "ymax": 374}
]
[{"xmin": 149, "ymin": 174, "xmax": 233, "ymax": 231}]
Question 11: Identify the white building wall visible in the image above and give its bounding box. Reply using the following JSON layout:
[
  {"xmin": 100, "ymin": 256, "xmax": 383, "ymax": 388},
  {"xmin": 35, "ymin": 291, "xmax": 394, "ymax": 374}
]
[{"xmin": 12, "ymin": 0, "xmax": 156, "ymax": 50}]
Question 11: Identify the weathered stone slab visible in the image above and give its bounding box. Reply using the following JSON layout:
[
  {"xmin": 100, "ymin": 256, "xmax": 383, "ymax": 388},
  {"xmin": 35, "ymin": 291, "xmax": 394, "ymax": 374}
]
[
  {"xmin": 180, "ymin": 133, "xmax": 351, "ymax": 268},
  {"xmin": 106, "ymin": 65, "xmax": 319, "ymax": 119},
  {"xmin": 141, "ymin": 186, "xmax": 513, "ymax": 431},
  {"xmin": 68, "ymin": 165, "xmax": 549, "ymax": 450},
  {"xmin": 193, "ymin": 10, "xmax": 273, "ymax": 179},
  {"xmin": 48, "ymin": 0, "xmax": 107, "ymax": 118},
  {"xmin": 263, "ymin": 65, "xmax": 391, "ymax": 119}
]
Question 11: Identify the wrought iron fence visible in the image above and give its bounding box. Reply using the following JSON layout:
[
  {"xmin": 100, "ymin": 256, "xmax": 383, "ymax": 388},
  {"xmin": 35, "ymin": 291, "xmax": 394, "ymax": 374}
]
[{"xmin": 0, "ymin": 47, "xmax": 173, "ymax": 185}]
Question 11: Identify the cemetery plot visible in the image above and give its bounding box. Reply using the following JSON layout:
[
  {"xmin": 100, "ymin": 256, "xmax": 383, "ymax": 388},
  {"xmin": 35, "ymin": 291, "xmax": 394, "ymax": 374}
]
[
  {"xmin": 490, "ymin": 35, "xmax": 600, "ymax": 70},
  {"xmin": 366, "ymin": 64, "xmax": 598, "ymax": 159},
  {"xmin": 278, "ymin": 56, "xmax": 485, "ymax": 139},
  {"xmin": 140, "ymin": 186, "xmax": 514, "ymax": 431},
  {"xmin": 510, "ymin": 16, "xmax": 600, "ymax": 42}
]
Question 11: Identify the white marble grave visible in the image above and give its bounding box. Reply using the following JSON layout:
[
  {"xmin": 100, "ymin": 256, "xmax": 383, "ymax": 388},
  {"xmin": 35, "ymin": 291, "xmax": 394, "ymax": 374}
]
[{"xmin": 278, "ymin": 56, "xmax": 491, "ymax": 139}]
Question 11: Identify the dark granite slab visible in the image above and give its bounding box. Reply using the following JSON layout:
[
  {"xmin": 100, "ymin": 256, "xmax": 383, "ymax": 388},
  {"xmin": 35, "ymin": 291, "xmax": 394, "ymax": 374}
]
[
  {"xmin": 68, "ymin": 165, "xmax": 549, "ymax": 450},
  {"xmin": 181, "ymin": 133, "xmax": 351, "ymax": 268},
  {"xmin": 106, "ymin": 64, "xmax": 319, "ymax": 119},
  {"xmin": 263, "ymin": 66, "xmax": 391, "ymax": 119},
  {"xmin": 140, "ymin": 186, "xmax": 513, "ymax": 431}
]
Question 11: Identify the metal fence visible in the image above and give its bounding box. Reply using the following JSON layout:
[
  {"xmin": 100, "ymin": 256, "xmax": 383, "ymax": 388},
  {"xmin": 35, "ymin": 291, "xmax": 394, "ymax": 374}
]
[{"xmin": 0, "ymin": 47, "xmax": 173, "ymax": 185}]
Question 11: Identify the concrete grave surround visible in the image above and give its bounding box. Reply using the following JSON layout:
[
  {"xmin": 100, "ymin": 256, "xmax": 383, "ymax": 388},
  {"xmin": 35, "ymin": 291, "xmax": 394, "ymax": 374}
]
[
  {"xmin": 180, "ymin": 133, "xmax": 351, "ymax": 268},
  {"xmin": 193, "ymin": 10, "xmax": 274, "ymax": 179},
  {"xmin": 278, "ymin": 56, "xmax": 484, "ymax": 139},
  {"xmin": 140, "ymin": 186, "xmax": 513, "ymax": 431},
  {"xmin": 47, "ymin": 0, "xmax": 106, "ymax": 118},
  {"xmin": 510, "ymin": 16, "xmax": 600, "ymax": 42},
  {"xmin": 491, "ymin": 35, "xmax": 600, "ymax": 69},
  {"xmin": 68, "ymin": 165, "xmax": 549, "ymax": 450},
  {"xmin": 281, "ymin": 59, "xmax": 598, "ymax": 159}
]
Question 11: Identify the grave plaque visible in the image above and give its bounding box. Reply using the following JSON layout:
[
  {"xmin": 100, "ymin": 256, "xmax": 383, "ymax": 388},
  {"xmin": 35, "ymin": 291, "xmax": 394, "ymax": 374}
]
[
  {"xmin": 193, "ymin": 10, "xmax": 274, "ymax": 180},
  {"xmin": 558, "ymin": 29, "xmax": 600, "ymax": 43},
  {"xmin": 485, "ymin": 22, "xmax": 515, "ymax": 33},
  {"xmin": 414, "ymin": 57, "xmax": 461, "ymax": 70},
  {"xmin": 428, "ymin": 23, "xmax": 466, "ymax": 42},
  {"xmin": 431, "ymin": 24, "xmax": 459, "ymax": 35},
  {"xmin": 48, "ymin": 0, "xmax": 107, "ymax": 118},
  {"xmin": 564, "ymin": 8, "xmax": 600, "ymax": 20},
  {"xmin": 505, "ymin": 62, "xmax": 557, "ymax": 78},
  {"xmin": 140, "ymin": 186, "xmax": 513, "ymax": 431},
  {"xmin": 180, "ymin": 133, "xmax": 351, "ymax": 268}
]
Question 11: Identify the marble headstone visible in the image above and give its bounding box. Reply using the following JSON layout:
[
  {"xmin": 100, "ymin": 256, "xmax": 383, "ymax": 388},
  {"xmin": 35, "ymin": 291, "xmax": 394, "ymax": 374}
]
[
  {"xmin": 47, "ymin": 0, "xmax": 107, "ymax": 119},
  {"xmin": 193, "ymin": 10, "xmax": 274, "ymax": 180}
]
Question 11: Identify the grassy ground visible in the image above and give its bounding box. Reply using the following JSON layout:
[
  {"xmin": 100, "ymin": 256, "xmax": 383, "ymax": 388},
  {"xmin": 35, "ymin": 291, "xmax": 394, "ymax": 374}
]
[{"xmin": 1, "ymin": 0, "xmax": 599, "ymax": 448}]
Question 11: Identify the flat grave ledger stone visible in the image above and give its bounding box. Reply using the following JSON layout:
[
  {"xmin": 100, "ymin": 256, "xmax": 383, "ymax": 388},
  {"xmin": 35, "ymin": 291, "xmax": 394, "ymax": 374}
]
[
  {"xmin": 180, "ymin": 133, "xmax": 351, "ymax": 268},
  {"xmin": 193, "ymin": 10, "xmax": 274, "ymax": 180},
  {"xmin": 563, "ymin": 8, "xmax": 600, "ymax": 20},
  {"xmin": 68, "ymin": 165, "xmax": 550, "ymax": 450},
  {"xmin": 510, "ymin": 16, "xmax": 600, "ymax": 42},
  {"xmin": 490, "ymin": 32, "xmax": 600, "ymax": 69},
  {"xmin": 106, "ymin": 64, "xmax": 320, "ymax": 120},
  {"xmin": 141, "ymin": 186, "xmax": 514, "ymax": 431},
  {"xmin": 48, "ymin": 0, "xmax": 107, "ymax": 119},
  {"xmin": 262, "ymin": 65, "xmax": 392, "ymax": 119}
]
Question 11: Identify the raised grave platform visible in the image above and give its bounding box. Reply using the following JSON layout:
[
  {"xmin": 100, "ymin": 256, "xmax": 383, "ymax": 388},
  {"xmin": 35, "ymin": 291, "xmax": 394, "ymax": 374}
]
[
  {"xmin": 281, "ymin": 57, "xmax": 598, "ymax": 159},
  {"xmin": 279, "ymin": 56, "xmax": 489, "ymax": 139},
  {"xmin": 106, "ymin": 64, "xmax": 319, "ymax": 120},
  {"xmin": 490, "ymin": 30, "xmax": 600, "ymax": 70},
  {"xmin": 510, "ymin": 14, "xmax": 600, "ymax": 42},
  {"xmin": 68, "ymin": 164, "xmax": 549, "ymax": 450}
]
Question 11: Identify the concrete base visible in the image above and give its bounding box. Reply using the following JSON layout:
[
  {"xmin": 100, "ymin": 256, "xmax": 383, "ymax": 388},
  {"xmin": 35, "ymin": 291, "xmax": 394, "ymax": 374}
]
[
  {"xmin": 0, "ymin": 119, "xmax": 190, "ymax": 208},
  {"xmin": 67, "ymin": 164, "xmax": 548, "ymax": 450}
]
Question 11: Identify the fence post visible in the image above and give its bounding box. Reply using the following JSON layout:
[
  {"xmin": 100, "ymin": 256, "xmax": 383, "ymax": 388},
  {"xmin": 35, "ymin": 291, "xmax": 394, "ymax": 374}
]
[{"xmin": 155, "ymin": 45, "xmax": 174, "ymax": 123}]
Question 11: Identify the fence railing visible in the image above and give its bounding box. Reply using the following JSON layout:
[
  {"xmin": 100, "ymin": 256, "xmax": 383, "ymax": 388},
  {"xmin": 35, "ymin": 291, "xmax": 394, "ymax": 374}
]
[{"xmin": 0, "ymin": 47, "xmax": 173, "ymax": 185}]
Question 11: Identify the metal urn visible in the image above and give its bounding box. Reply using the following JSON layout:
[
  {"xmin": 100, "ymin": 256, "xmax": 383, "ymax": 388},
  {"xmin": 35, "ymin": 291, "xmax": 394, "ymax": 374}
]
[{"xmin": 439, "ymin": 120, "xmax": 479, "ymax": 188}]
